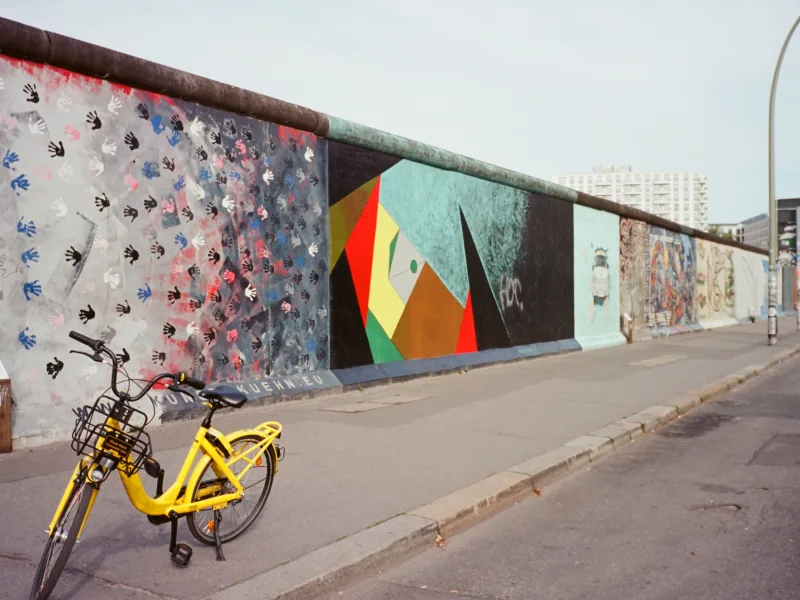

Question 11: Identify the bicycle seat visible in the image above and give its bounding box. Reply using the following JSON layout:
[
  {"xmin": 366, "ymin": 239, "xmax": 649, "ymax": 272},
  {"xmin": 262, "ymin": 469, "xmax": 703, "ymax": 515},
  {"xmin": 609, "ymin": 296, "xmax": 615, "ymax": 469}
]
[{"xmin": 199, "ymin": 384, "xmax": 248, "ymax": 408}]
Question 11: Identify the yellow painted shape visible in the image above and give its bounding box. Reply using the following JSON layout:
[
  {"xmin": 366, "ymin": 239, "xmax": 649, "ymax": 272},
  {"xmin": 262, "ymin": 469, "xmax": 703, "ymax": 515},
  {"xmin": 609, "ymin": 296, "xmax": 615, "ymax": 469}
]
[{"xmin": 369, "ymin": 203, "xmax": 406, "ymax": 337}]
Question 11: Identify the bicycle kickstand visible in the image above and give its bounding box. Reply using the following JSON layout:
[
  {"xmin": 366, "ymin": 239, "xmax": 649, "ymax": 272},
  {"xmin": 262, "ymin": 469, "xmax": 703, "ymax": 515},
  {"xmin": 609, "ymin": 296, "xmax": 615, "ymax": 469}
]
[{"xmin": 213, "ymin": 509, "xmax": 226, "ymax": 562}]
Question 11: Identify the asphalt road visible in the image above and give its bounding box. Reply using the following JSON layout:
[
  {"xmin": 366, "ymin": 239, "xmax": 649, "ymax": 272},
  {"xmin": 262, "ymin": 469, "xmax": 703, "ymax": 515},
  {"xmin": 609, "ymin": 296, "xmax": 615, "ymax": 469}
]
[{"xmin": 330, "ymin": 356, "xmax": 800, "ymax": 600}]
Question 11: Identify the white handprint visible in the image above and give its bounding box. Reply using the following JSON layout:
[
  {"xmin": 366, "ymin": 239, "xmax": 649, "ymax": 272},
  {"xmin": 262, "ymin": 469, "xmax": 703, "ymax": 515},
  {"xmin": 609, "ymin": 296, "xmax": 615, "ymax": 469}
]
[
  {"xmin": 304, "ymin": 147, "xmax": 314, "ymax": 162},
  {"xmin": 189, "ymin": 117, "xmax": 205, "ymax": 137},
  {"xmin": 57, "ymin": 163, "xmax": 73, "ymax": 180},
  {"xmin": 222, "ymin": 195, "xmax": 235, "ymax": 213},
  {"xmin": 318, "ymin": 307, "xmax": 328, "ymax": 319},
  {"xmin": 284, "ymin": 282, "xmax": 295, "ymax": 295},
  {"xmin": 191, "ymin": 232, "xmax": 206, "ymax": 249},
  {"xmin": 308, "ymin": 242, "xmax": 319, "ymax": 257},
  {"xmin": 291, "ymin": 232, "xmax": 301, "ymax": 248},
  {"xmin": 101, "ymin": 138, "xmax": 117, "ymax": 155},
  {"xmin": 103, "ymin": 268, "xmax": 121, "ymax": 289},
  {"xmin": 313, "ymin": 202, "xmax": 322, "ymax": 217},
  {"xmin": 89, "ymin": 156, "xmax": 104, "ymax": 176},
  {"xmin": 83, "ymin": 365, "xmax": 98, "ymax": 380},
  {"xmin": 108, "ymin": 95, "xmax": 122, "ymax": 115},
  {"xmin": 295, "ymin": 168, "xmax": 306, "ymax": 183},
  {"xmin": 257, "ymin": 206, "xmax": 269, "ymax": 221},
  {"xmin": 192, "ymin": 181, "xmax": 205, "ymax": 200},
  {"xmin": 186, "ymin": 321, "xmax": 200, "ymax": 336},
  {"xmin": 263, "ymin": 169, "xmax": 274, "ymax": 185},
  {"xmin": 57, "ymin": 92, "xmax": 72, "ymax": 111},
  {"xmin": 278, "ymin": 195, "xmax": 288, "ymax": 211},
  {"xmin": 245, "ymin": 284, "xmax": 257, "ymax": 301},
  {"xmin": 51, "ymin": 197, "xmax": 68, "ymax": 217},
  {"xmin": 28, "ymin": 117, "xmax": 46, "ymax": 135}
]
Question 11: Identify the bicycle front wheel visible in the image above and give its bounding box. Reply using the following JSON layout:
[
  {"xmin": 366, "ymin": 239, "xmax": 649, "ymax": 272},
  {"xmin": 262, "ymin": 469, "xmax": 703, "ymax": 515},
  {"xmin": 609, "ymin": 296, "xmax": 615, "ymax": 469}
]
[
  {"xmin": 186, "ymin": 433, "xmax": 275, "ymax": 545},
  {"xmin": 30, "ymin": 475, "xmax": 94, "ymax": 600}
]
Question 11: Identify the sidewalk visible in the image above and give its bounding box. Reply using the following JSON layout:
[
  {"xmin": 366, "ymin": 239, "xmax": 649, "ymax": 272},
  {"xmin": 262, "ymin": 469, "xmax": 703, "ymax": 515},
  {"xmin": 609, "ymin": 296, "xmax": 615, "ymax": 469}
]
[{"xmin": 2, "ymin": 318, "xmax": 799, "ymax": 599}]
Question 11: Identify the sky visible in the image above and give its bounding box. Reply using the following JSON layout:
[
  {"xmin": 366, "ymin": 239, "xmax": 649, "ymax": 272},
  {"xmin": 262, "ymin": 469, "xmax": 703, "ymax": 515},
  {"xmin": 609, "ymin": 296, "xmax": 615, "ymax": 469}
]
[{"xmin": 2, "ymin": 0, "xmax": 800, "ymax": 224}]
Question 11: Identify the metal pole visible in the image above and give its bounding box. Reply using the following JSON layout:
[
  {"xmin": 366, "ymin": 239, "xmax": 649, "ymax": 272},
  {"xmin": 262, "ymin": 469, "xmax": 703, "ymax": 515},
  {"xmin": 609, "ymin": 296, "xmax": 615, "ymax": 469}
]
[
  {"xmin": 768, "ymin": 14, "xmax": 800, "ymax": 345},
  {"xmin": 796, "ymin": 207, "xmax": 800, "ymax": 330}
]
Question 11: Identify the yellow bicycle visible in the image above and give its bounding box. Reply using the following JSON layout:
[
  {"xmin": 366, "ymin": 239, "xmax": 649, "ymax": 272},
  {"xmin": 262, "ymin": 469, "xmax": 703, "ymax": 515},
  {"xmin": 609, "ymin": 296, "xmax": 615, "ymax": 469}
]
[{"xmin": 30, "ymin": 331, "xmax": 284, "ymax": 600}]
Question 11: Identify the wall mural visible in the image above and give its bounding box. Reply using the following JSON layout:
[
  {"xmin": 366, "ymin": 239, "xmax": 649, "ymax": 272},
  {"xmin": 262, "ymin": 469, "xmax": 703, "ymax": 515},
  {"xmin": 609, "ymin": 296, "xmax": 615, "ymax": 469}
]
[
  {"xmin": 0, "ymin": 55, "xmax": 329, "ymax": 443},
  {"xmin": 327, "ymin": 142, "xmax": 574, "ymax": 370},
  {"xmin": 696, "ymin": 239, "xmax": 735, "ymax": 323},
  {"xmin": 647, "ymin": 227, "xmax": 697, "ymax": 332},
  {"xmin": 619, "ymin": 218, "xmax": 650, "ymax": 330}
]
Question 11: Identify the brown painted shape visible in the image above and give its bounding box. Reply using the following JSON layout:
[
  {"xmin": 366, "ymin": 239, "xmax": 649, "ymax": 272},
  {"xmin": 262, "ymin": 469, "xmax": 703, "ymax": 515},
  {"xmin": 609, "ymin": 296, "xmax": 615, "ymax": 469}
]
[
  {"xmin": 392, "ymin": 263, "xmax": 464, "ymax": 360},
  {"xmin": 330, "ymin": 178, "xmax": 377, "ymax": 268}
]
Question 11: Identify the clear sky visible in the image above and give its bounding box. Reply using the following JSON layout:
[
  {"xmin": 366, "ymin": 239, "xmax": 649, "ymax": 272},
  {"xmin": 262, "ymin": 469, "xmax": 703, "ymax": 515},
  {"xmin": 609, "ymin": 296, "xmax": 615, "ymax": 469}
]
[{"xmin": 3, "ymin": 1, "xmax": 800, "ymax": 224}]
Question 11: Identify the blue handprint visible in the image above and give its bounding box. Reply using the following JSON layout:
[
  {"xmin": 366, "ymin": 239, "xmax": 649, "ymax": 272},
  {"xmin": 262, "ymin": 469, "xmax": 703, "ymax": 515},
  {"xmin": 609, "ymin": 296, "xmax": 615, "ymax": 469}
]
[
  {"xmin": 199, "ymin": 167, "xmax": 212, "ymax": 182},
  {"xmin": 3, "ymin": 149, "xmax": 19, "ymax": 170},
  {"xmin": 141, "ymin": 161, "xmax": 160, "ymax": 179},
  {"xmin": 173, "ymin": 175, "xmax": 186, "ymax": 191},
  {"xmin": 137, "ymin": 283, "xmax": 152, "ymax": 303},
  {"xmin": 249, "ymin": 218, "xmax": 260, "ymax": 230},
  {"xmin": 23, "ymin": 280, "xmax": 42, "ymax": 301},
  {"xmin": 150, "ymin": 115, "xmax": 166, "ymax": 134},
  {"xmin": 18, "ymin": 327, "xmax": 37, "ymax": 350},
  {"xmin": 10, "ymin": 174, "xmax": 30, "ymax": 194},
  {"xmin": 277, "ymin": 232, "xmax": 287, "ymax": 246},
  {"xmin": 307, "ymin": 338, "xmax": 317, "ymax": 352},
  {"xmin": 167, "ymin": 130, "xmax": 180, "ymax": 147},
  {"xmin": 21, "ymin": 247, "xmax": 39, "ymax": 267},
  {"xmin": 284, "ymin": 173, "xmax": 294, "ymax": 186},
  {"xmin": 229, "ymin": 170, "xmax": 241, "ymax": 182},
  {"xmin": 16, "ymin": 216, "xmax": 36, "ymax": 238},
  {"xmin": 175, "ymin": 233, "xmax": 188, "ymax": 249}
]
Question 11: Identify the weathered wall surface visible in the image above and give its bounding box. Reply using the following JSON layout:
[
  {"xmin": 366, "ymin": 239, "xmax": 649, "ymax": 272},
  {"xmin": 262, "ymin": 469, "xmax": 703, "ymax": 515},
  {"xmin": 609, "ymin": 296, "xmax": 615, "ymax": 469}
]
[
  {"xmin": 573, "ymin": 205, "xmax": 624, "ymax": 349},
  {"xmin": 0, "ymin": 56, "xmax": 329, "ymax": 444},
  {"xmin": 327, "ymin": 143, "xmax": 574, "ymax": 370},
  {"xmin": 733, "ymin": 249, "xmax": 768, "ymax": 321},
  {"xmin": 696, "ymin": 239, "xmax": 737, "ymax": 327}
]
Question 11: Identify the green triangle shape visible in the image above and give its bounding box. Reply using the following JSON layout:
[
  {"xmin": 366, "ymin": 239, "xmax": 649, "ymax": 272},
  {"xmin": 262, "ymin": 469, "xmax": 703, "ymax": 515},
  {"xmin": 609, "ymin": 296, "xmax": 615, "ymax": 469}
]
[
  {"xmin": 388, "ymin": 231, "xmax": 399, "ymax": 278},
  {"xmin": 366, "ymin": 310, "xmax": 404, "ymax": 363}
]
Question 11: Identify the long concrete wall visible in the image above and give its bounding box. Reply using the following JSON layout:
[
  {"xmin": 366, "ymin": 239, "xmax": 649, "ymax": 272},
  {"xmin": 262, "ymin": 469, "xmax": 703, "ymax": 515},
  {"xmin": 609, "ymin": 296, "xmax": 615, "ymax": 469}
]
[{"xmin": 0, "ymin": 18, "xmax": 780, "ymax": 447}]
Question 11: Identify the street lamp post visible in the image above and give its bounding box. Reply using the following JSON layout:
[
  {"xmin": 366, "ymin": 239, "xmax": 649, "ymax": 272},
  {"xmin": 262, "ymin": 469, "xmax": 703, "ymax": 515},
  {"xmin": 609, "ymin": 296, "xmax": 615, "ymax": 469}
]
[{"xmin": 768, "ymin": 14, "xmax": 800, "ymax": 345}]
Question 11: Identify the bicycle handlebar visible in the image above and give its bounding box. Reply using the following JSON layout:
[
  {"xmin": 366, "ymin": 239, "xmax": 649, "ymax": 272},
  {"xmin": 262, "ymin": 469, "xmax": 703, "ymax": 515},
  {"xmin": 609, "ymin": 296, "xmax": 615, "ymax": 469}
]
[{"xmin": 68, "ymin": 330, "xmax": 205, "ymax": 401}]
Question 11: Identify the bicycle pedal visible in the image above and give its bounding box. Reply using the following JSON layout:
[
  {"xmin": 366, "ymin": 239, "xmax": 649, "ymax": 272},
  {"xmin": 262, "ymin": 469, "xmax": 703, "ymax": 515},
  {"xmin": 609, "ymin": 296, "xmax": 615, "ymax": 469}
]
[{"xmin": 170, "ymin": 542, "xmax": 193, "ymax": 567}]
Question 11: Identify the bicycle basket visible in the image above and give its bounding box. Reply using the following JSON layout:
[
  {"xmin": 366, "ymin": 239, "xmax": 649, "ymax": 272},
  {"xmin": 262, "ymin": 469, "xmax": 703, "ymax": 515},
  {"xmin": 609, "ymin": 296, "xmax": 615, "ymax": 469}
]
[{"xmin": 70, "ymin": 395, "xmax": 152, "ymax": 476}]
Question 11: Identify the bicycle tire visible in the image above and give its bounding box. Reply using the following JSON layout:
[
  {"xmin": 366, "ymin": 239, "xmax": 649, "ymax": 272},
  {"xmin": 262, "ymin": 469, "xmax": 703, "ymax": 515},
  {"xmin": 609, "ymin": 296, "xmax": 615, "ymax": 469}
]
[
  {"xmin": 29, "ymin": 476, "xmax": 94, "ymax": 600},
  {"xmin": 186, "ymin": 433, "xmax": 275, "ymax": 545}
]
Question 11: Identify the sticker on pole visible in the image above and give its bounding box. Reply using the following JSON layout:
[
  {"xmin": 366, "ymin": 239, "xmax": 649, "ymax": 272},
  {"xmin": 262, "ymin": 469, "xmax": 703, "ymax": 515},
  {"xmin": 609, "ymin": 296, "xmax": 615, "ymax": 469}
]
[{"xmin": 768, "ymin": 307, "xmax": 777, "ymax": 318}]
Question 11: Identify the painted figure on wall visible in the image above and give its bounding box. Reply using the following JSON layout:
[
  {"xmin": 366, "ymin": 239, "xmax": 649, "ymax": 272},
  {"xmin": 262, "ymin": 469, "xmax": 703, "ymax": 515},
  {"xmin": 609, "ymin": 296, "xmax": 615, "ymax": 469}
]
[
  {"xmin": 588, "ymin": 246, "xmax": 611, "ymax": 323},
  {"xmin": 646, "ymin": 228, "xmax": 697, "ymax": 330},
  {"xmin": 696, "ymin": 239, "xmax": 735, "ymax": 321},
  {"xmin": 619, "ymin": 218, "xmax": 650, "ymax": 330}
]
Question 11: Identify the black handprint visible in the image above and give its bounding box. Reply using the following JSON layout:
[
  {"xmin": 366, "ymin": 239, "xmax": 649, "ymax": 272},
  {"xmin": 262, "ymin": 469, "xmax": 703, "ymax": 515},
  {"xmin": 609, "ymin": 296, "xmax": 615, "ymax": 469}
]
[
  {"xmin": 248, "ymin": 146, "xmax": 260, "ymax": 160},
  {"xmin": 216, "ymin": 173, "xmax": 227, "ymax": 185},
  {"xmin": 123, "ymin": 245, "xmax": 139, "ymax": 265},
  {"xmin": 150, "ymin": 243, "xmax": 165, "ymax": 258},
  {"xmin": 318, "ymin": 259, "xmax": 327, "ymax": 272},
  {"xmin": 223, "ymin": 119, "xmax": 237, "ymax": 136},
  {"xmin": 206, "ymin": 203, "xmax": 219, "ymax": 219},
  {"xmin": 283, "ymin": 258, "xmax": 294, "ymax": 268},
  {"xmin": 46, "ymin": 357, "xmax": 64, "ymax": 379},
  {"xmin": 301, "ymin": 289, "xmax": 310, "ymax": 303},
  {"xmin": 269, "ymin": 214, "xmax": 279, "ymax": 226},
  {"xmin": 196, "ymin": 146, "xmax": 208, "ymax": 161},
  {"xmin": 241, "ymin": 317, "xmax": 253, "ymax": 331},
  {"xmin": 79, "ymin": 304, "xmax": 96, "ymax": 324},
  {"xmin": 289, "ymin": 138, "xmax": 297, "ymax": 152},
  {"xmin": 181, "ymin": 207, "xmax": 194, "ymax": 221},
  {"xmin": 188, "ymin": 263, "xmax": 199, "ymax": 280},
  {"xmin": 310, "ymin": 271, "xmax": 319, "ymax": 285},
  {"xmin": 252, "ymin": 337, "xmax": 263, "ymax": 351},
  {"xmin": 213, "ymin": 309, "xmax": 226, "ymax": 323},
  {"xmin": 242, "ymin": 258, "xmax": 253, "ymax": 272},
  {"xmin": 241, "ymin": 125, "xmax": 253, "ymax": 141},
  {"xmin": 306, "ymin": 318, "xmax": 316, "ymax": 331},
  {"xmin": 144, "ymin": 195, "xmax": 157, "ymax": 212},
  {"xmin": 283, "ymin": 156, "xmax": 293, "ymax": 169},
  {"xmin": 224, "ymin": 148, "xmax": 235, "ymax": 163},
  {"xmin": 228, "ymin": 298, "xmax": 241, "ymax": 313},
  {"xmin": 163, "ymin": 322, "xmax": 176, "ymax": 338},
  {"xmin": 293, "ymin": 272, "xmax": 303, "ymax": 284},
  {"xmin": 162, "ymin": 157, "xmax": 175, "ymax": 171},
  {"xmin": 208, "ymin": 248, "xmax": 221, "ymax": 265},
  {"xmin": 117, "ymin": 348, "xmax": 131, "ymax": 364},
  {"xmin": 152, "ymin": 350, "xmax": 166, "ymax": 365},
  {"xmin": 167, "ymin": 286, "xmax": 181, "ymax": 304},
  {"xmin": 217, "ymin": 355, "xmax": 229, "ymax": 366},
  {"xmin": 313, "ymin": 224, "xmax": 321, "ymax": 236},
  {"xmin": 249, "ymin": 183, "xmax": 260, "ymax": 196},
  {"xmin": 203, "ymin": 330, "xmax": 216, "ymax": 344},
  {"xmin": 23, "ymin": 83, "xmax": 39, "ymax": 103},
  {"xmin": 298, "ymin": 216, "xmax": 307, "ymax": 230},
  {"xmin": 116, "ymin": 300, "xmax": 131, "ymax": 315},
  {"xmin": 48, "ymin": 141, "xmax": 65, "ymax": 158},
  {"xmin": 189, "ymin": 297, "xmax": 203, "ymax": 311},
  {"xmin": 95, "ymin": 193, "xmax": 110, "ymax": 211},
  {"xmin": 136, "ymin": 103, "xmax": 150, "ymax": 119},
  {"xmin": 316, "ymin": 349, "xmax": 327, "ymax": 362},
  {"xmin": 289, "ymin": 308, "xmax": 300, "ymax": 322},
  {"xmin": 210, "ymin": 130, "xmax": 221, "ymax": 145},
  {"xmin": 123, "ymin": 205, "xmax": 138, "ymax": 222},
  {"xmin": 194, "ymin": 354, "xmax": 206, "ymax": 366},
  {"xmin": 263, "ymin": 259, "xmax": 273, "ymax": 274},
  {"xmin": 268, "ymin": 136, "xmax": 277, "ymax": 151},
  {"xmin": 289, "ymin": 205, "xmax": 298, "ymax": 215},
  {"xmin": 300, "ymin": 354, "xmax": 309, "ymax": 366},
  {"xmin": 210, "ymin": 289, "xmax": 222, "ymax": 303},
  {"xmin": 286, "ymin": 218, "xmax": 295, "ymax": 231},
  {"xmin": 170, "ymin": 115, "xmax": 183, "ymax": 131},
  {"xmin": 124, "ymin": 132, "xmax": 139, "ymax": 150},
  {"xmin": 65, "ymin": 246, "xmax": 82, "ymax": 266},
  {"xmin": 221, "ymin": 236, "xmax": 232, "ymax": 248},
  {"xmin": 86, "ymin": 110, "xmax": 102, "ymax": 130},
  {"xmin": 239, "ymin": 242, "xmax": 250, "ymax": 256}
]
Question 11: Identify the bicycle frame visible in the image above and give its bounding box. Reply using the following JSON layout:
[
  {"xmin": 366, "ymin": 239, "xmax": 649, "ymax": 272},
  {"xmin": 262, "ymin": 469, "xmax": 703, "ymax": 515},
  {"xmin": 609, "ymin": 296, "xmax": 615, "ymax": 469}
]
[{"xmin": 48, "ymin": 418, "xmax": 282, "ymax": 539}]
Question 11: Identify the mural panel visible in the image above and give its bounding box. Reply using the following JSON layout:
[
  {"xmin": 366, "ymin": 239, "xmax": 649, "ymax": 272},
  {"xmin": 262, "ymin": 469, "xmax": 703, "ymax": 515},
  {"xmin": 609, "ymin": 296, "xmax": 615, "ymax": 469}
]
[
  {"xmin": 619, "ymin": 218, "xmax": 650, "ymax": 333},
  {"xmin": 646, "ymin": 227, "xmax": 697, "ymax": 333},
  {"xmin": 733, "ymin": 248, "xmax": 768, "ymax": 321},
  {"xmin": 696, "ymin": 238, "xmax": 736, "ymax": 325},
  {"xmin": 573, "ymin": 205, "xmax": 625, "ymax": 349},
  {"xmin": 0, "ymin": 55, "xmax": 329, "ymax": 443},
  {"xmin": 328, "ymin": 142, "xmax": 574, "ymax": 369}
]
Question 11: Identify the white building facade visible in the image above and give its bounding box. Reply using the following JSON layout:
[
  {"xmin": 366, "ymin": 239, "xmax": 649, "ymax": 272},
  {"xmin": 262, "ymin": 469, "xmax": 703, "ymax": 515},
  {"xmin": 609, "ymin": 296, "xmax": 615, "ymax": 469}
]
[
  {"xmin": 741, "ymin": 213, "xmax": 768, "ymax": 250},
  {"xmin": 551, "ymin": 165, "xmax": 709, "ymax": 231}
]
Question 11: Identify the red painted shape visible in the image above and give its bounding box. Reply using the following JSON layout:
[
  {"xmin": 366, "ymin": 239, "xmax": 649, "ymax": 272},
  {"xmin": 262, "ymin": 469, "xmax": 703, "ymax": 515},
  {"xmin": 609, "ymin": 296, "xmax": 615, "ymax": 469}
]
[
  {"xmin": 344, "ymin": 177, "xmax": 380, "ymax": 327},
  {"xmin": 455, "ymin": 291, "xmax": 478, "ymax": 354}
]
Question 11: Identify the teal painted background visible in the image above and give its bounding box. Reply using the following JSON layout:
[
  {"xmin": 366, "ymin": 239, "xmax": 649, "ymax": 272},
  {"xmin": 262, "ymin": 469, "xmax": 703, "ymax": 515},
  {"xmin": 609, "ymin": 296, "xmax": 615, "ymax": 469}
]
[{"xmin": 573, "ymin": 205, "xmax": 624, "ymax": 348}]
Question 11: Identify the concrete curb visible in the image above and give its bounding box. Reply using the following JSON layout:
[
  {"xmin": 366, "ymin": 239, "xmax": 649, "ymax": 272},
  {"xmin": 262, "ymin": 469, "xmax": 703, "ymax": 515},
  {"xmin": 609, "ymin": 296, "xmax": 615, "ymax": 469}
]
[{"xmin": 205, "ymin": 343, "xmax": 800, "ymax": 600}]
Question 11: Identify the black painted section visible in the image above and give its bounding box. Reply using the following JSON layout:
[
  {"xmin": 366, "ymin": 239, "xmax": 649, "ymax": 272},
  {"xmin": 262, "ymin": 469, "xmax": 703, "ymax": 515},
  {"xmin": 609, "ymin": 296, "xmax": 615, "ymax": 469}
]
[
  {"xmin": 460, "ymin": 209, "xmax": 513, "ymax": 351},
  {"xmin": 506, "ymin": 194, "xmax": 575, "ymax": 345},
  {"xmin": 329, "ymin": 252, "xmax": 374, "ymax": 369},
  {"xmin": 327, "ymin": 140, "xmax": 401, "ymax": 204}
]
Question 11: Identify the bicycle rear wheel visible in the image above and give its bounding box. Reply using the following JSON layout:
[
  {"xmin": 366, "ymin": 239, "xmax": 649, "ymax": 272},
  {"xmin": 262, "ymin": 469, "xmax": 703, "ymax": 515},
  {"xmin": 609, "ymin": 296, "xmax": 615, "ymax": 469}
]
[
  {"xmin": 186, "ymin": 433, "xmax": 275, "ymax": 545},
  {"xmin": 30, "ymin": 475, "xmax": 94, "ymax": 600}
]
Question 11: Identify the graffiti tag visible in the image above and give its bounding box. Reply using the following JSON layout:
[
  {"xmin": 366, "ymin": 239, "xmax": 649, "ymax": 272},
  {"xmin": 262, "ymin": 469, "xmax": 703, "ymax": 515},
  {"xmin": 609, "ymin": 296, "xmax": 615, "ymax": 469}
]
[{"xmin": 499, "ymin": 275, "xmax": 523, "ymax": 311}]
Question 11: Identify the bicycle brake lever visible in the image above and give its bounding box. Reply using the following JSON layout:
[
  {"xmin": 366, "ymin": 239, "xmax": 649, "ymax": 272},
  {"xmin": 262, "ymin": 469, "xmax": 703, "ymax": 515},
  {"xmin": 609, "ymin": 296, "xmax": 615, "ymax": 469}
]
[{"xmin": 70, "ymin": 349, "xmax": 106, "ymax": 363}]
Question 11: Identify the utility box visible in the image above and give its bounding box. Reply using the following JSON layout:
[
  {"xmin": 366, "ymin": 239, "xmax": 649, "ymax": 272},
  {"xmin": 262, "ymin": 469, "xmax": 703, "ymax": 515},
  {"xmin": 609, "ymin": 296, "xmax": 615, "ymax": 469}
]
[{"xmin": 0, "ymin": 360, "xmax": 11, "ymax": 454}]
